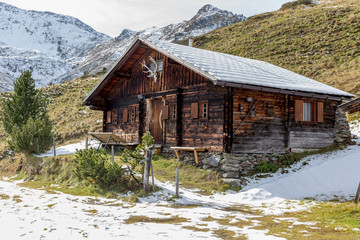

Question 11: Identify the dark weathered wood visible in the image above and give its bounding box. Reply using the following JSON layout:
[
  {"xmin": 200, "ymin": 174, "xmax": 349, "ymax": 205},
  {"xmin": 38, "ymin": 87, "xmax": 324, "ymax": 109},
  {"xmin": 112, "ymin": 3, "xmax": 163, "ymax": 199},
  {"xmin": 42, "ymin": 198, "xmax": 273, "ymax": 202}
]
[
  {"xmin": 176, "ymin": 88, "xmax": 183, "ymax": 146},
  {"xmin": 151, "ymin": 99, "xmax": 163, "ymax": 143},
  {"xmin": 223, "ymin": 87, "xmax": 233, "ymax": 153}
]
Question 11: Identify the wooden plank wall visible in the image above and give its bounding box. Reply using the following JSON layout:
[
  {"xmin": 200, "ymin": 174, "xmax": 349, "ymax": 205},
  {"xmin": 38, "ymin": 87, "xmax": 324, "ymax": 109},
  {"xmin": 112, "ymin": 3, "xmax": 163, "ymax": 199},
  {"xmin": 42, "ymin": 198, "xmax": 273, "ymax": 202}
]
[
  {"xmin": 105, "ymin": 96, "xmax": 141, "ymax": 143},
  {"xmin": 180, "ymin": 85, "xmax": 225, "ymax": 152},
  {"xmin": 232, "ymin": 88, "xmax": 287, "ymax": 153},
  {"xmin": 106, "ymin": 49, "xmax": 208, "ymax": 100},
  {"xmin": 232, "ymin": 88, "xmax": 340, "ymax": 153},
  {"xmin": 288, "ymin": 96, "xmax": 338, "ymax": 152}
]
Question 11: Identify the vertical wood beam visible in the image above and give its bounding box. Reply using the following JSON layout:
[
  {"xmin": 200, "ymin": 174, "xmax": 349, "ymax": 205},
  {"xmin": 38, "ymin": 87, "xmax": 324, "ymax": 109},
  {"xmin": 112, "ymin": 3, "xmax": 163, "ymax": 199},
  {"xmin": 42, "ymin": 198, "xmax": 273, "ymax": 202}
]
[
  {"xmin": 223, "ymin": 87, "xmax": 233, "ymax": 153},
  {"xmin": 176, "ymin": 88, "xmax": 183, "ymax": 146},
  {"xmin": 285, "ymin": 94, "xmax": 291, "ymax": 151},
  {"xmin": 138, "ymin": 101, "xmax": 144, "ymax": 140}
]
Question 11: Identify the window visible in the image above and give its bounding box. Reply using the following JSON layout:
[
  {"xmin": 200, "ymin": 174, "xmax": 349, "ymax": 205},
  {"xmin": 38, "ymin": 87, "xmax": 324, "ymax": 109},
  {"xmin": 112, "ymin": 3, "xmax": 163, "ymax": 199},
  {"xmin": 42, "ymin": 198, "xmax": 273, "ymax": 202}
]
[
  {"xmin": 129, "ymin": 109, "xmax": 135, "ymax": 122},
  {"xmin": 295, "ymin": 100, "xmax": 324, "ymax": 123},
  {"xmin": 200, "ymin": 101, "xmax": 208, "ymax": 119},
  {"xmin": 112, "ymin": 110, "xmax": 118, "ymax": 124},
  {"xmin": 303, "ymin": 102, "xmax": 312, "ymax": 122},
  {"xmin": 170, "ymin": 104, "xmax": 177, "ymax": 120},
  {"xmin": 106, "ymin": 111, "xmax": 111, "ymax": 123},
  {"xmin": 191, "ymin": 100, "xmax": 209, "ymax": 120}
]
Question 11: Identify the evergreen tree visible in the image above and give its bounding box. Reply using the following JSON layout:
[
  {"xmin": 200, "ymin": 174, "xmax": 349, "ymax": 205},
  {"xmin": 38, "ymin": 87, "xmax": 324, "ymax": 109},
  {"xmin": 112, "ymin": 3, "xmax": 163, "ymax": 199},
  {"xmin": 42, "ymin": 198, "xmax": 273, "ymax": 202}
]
[{"xmin": 2, "ymin": 70, "xmax": 52, "ymax": 156}]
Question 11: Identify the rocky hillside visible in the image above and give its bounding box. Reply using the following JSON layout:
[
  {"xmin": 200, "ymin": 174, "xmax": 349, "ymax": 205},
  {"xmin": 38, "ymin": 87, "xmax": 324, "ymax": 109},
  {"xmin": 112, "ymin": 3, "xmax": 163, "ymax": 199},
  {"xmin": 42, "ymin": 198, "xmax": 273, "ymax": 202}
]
[
  {"xmin": 192, "ymin": 0, "xmax": 360, "ymax": 95},
  {"xmin": 58, "ymin": 4, "xmax": 245, "ymax": 82},
  {"xmin": 0, "ymin": 2, "xmax": 111, "ymax": 91}
]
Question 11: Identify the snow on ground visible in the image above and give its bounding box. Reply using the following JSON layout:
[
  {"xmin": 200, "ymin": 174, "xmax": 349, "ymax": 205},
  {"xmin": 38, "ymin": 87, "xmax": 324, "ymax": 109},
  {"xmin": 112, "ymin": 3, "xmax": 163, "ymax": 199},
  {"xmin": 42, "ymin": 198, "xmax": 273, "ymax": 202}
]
[
  {"xmin": 0, "ymin": 122, "xmax": 359, "ymax": 239},
  {"xmin": 34, "ymin": 139, "xmax": 100, "ymax": 158}
]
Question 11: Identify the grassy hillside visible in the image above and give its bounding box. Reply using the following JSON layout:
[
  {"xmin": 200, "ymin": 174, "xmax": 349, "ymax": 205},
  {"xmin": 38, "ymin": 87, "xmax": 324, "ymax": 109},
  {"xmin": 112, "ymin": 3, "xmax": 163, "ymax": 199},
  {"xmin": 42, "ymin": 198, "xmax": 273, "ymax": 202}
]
[
  {"xmin": 0, "ymin": 76, "xmax": 103, "ymax": 154},
  {"xmin": 191, "ymin": 0, "xmax": 360, "ymax": 95}
]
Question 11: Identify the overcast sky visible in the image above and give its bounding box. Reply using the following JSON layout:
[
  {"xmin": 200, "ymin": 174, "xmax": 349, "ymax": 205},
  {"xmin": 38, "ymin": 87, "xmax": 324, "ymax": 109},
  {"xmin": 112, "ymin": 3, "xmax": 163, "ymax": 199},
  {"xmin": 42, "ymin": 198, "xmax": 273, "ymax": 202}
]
[{"xmin": 2, "ymin": 0, "xmax": 291, "ymax": 37}]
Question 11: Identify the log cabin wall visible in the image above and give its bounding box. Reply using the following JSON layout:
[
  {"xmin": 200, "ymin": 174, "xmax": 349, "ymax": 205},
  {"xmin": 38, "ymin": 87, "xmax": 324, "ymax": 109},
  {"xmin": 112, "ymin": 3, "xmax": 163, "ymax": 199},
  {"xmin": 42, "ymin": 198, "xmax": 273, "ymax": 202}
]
[
  {"xmin": 102, "ymin": 49, "xmax": 224, "ymax": 150},
  {"xmin": 232, "ymin": 88, "xmax": 287, "ymax": 153},
  {"xmin": 180, "ymin": 84, "xmax": 225, "ymax": 152},
  {"xmin": 232, "ymin": 88, "xmax": 340, "ymax": 154},
  {"xmin": 105, "ymin": 96, "xmax": 141, "ymax": 143},
  {"xmin": 105, "ymin": 49, "xmax": 208, "ymax": 99},
  {"xmin": 288, "ymin": 96, "xmax": 339, "ymax": 152}
]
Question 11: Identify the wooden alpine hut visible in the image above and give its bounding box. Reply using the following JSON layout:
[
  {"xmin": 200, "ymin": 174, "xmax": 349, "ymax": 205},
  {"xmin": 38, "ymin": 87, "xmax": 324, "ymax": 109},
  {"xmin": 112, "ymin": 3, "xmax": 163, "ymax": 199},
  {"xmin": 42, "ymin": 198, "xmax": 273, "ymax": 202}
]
[{"xmin": 84, "ymin": 38, "xmax": 353, "ymax": 154}]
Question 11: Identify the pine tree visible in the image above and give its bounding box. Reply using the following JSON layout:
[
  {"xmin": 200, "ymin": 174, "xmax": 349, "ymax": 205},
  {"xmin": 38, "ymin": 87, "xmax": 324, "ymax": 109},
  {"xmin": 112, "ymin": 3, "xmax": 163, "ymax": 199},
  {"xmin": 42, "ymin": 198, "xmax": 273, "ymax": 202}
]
[{"xmin": 2, "ymin": 70, "xmax": 53, "ymax": 156}]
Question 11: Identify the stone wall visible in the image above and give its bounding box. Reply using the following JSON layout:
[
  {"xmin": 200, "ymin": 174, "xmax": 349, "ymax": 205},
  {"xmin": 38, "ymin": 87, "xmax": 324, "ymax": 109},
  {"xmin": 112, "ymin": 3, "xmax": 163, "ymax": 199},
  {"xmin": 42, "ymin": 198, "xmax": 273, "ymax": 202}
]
[
  {"xmin": 334, "ymin": 108, "xmax": 351, "ymax": 143},
  {"xmin": 163, "ymin": 151, "xmax": 280, "ymax": 187}
]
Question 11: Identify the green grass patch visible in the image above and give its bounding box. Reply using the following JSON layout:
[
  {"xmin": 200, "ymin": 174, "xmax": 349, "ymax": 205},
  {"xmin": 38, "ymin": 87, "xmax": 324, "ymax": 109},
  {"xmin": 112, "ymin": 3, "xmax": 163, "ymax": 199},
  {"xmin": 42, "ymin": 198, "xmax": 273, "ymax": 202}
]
[
  {"xmin": 124, "ymin": 215, "xmax": 189, "ymax": 224},
  {"xmin": 152, "ymin": 154, "xmax": 240, "ymax": 194},
  {"xmin": 182, "ymin": 225, "xmax": 210, "ymax": 232},
  {"xmin": 0, "ymin": 193, "xmax": 10, "ymax": 200},
  {"xmin": 254, "ymin": 143, "xmax": 348, "ymax": 174},
  {"xmin": 193, "ymin": 0, "xmax": 360, "ymax": 95},
  {"xmin": 250, "ymin": 201, "xmax": 360, "ymax": 239}
]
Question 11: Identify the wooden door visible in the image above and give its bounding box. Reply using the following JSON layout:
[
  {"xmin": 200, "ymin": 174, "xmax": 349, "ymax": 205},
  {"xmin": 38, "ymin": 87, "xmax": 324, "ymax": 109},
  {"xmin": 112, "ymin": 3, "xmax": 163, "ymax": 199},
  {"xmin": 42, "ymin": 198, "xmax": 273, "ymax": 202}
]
[{"xmin": 151, "ymin": 99, "xmax": 163, "ymax": 143}]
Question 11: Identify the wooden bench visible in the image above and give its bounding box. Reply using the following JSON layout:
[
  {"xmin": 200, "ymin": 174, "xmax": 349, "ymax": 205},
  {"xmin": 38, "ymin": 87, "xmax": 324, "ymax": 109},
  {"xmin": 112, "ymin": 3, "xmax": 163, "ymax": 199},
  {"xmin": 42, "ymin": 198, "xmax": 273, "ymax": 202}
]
[
  {"xmin": 170, "ymin": 147, "xmax": 206, "ymax": 165},
  {"xmin": 88, "ymin": 132, "xmax": 138, "ymax": 149}
]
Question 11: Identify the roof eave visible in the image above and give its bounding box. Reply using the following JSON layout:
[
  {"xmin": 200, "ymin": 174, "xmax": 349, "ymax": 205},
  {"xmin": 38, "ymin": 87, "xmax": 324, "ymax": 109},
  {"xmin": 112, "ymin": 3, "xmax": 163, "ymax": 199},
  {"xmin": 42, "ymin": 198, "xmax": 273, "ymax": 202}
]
[{"xmin": 214, "ymin": 80, "xmax": 353, "ymax": 101}]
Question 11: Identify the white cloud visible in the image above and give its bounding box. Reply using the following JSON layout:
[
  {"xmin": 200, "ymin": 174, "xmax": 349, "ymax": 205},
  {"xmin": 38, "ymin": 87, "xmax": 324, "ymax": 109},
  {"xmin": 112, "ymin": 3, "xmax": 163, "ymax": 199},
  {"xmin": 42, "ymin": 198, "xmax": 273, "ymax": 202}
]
[{"xmin": 1, "ymin": 0, "xmax": 290, "ymax": 37}]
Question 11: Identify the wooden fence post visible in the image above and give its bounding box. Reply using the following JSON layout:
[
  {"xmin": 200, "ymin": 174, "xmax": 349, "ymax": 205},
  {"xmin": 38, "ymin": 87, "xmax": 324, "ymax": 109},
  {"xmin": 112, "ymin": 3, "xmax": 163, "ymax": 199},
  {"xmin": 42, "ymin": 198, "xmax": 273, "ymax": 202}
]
[
  {"xmin": 143, "ymin": 146, "xmax": 154, "ymax": 193},
  {"xmin": 355, "ymin": 182, "xmax": 360, "ymax": 205},
  {"xmin": 151, "ymin": 163, "xmax": 155, "ymax": 192},
  {"xmin": 53, "ymin": 136, "xmax": 56, "ymax": 157},
  {"xmin": 175, "ymin": 167, "xmax": 180, "ymax": 198},
  {"xmin": 85, "ymin": 137, "xmax": 88, "ymax": 149},
  {"xmin": 111, "ymin": 145, "xmax": 114, "ymax": 163}
]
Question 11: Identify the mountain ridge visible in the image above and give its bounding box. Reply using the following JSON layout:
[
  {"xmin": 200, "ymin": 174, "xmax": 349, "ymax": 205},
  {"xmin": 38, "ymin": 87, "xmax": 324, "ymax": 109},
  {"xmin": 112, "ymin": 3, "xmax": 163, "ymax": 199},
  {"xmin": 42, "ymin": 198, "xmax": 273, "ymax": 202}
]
[{"xmin": 0, "ymin": 2, "xmax": 245, "ymax": 91}]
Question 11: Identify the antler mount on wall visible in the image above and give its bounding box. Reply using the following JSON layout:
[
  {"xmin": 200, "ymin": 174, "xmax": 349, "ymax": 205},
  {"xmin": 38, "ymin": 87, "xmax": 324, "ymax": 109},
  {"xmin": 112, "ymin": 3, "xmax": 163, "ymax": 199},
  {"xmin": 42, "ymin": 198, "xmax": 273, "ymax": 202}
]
[{"xmin": 141, "ymin": 56, "xmax": 158, "ymax": 83}]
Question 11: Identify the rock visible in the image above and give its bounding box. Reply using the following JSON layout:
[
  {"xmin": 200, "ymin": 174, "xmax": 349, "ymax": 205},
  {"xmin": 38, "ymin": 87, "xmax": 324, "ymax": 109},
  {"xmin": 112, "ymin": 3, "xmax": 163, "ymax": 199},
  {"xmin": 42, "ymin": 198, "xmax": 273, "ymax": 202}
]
[
  {"xmin": 222, "ymin": 178, "xmax": 241, "ymax": 187},
  {"xmin": 222, "ymin": 172, "xmax": 239, "ymax": 178},
  {"xmin": 221, "ymin": 164, "xmax": 242, "ymax": 172},
  {"xmin": 202, "ymin": 155, "xmax": 220, "ymax": 167}
]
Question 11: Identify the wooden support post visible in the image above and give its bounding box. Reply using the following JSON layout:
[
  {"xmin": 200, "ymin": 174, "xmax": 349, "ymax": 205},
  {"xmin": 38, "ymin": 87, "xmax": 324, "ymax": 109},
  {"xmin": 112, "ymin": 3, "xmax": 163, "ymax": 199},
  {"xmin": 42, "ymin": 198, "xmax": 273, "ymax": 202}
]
[
  {"xmin": 175, "ymin": 167, "xmax": 180, "ymax": 198},
  {"xmin": 355, "ymin": 182, "xmax": 360, "ymax": 205},
  {"xmin": 85, "ymin": 137, "xmax": 88, "ymax": 149},
  {"xmin": 143, "ymin": 146, "xmax": 153, "ymax": 193},
  {"xmin": 174, "ymin": 149, "xmax": 180, "ymax": 161},
  {"xmin": 53, "ymin": 136, "xmax": 56, "ymax": 157},
  {"xmin": 151, "ymin": 163, "xmax": 155, "ymax": 192},
  {"xmin": 193, "ymin": 150, "xmax": 199, "ymax": 165},
  {"xmin": 111, "ymin": 145, "xmax": 114, "ymax": 163}
]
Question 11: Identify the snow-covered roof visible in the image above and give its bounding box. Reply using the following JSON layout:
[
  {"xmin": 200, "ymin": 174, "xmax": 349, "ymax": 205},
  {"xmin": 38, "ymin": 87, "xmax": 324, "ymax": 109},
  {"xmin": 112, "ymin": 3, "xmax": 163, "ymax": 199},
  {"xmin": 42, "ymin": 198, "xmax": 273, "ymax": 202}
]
[{"xmin": 143, "ymin": 38, "xmax": 353, "ymax": 98}]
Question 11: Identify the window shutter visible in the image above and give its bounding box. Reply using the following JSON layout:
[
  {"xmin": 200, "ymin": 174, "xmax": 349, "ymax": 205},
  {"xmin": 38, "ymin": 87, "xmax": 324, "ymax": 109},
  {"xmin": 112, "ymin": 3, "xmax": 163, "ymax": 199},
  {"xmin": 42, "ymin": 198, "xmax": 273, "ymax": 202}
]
[
  {"xmin": 191, "ymin": 102, "xmax": 198, "ymax": 119},
  {"xmin": 107, "ymin": 111, "xmax": 111, "ymax": 123},
  {"xmin": 162, "ymin": 105, "xmax": 169, "ymax": 120},
  {"xmin": 123, "ymin": 109, "xmax": 128, "ymax": 123},
  {"xmin": 317, "ymin": 102, "xmax": 324, "ymax": 123},
  {"xmin": 295, "ymin": 100, "xmax": 303, "ymax": 121}
]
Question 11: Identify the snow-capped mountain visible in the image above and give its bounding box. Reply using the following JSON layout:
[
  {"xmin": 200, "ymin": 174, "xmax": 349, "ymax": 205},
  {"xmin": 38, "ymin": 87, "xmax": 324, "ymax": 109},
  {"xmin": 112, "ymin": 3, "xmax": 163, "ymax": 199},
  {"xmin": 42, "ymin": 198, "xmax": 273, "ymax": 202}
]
[
  {"xmin": 59, "ymin": 4, "xmax": 245, "ymax": 82},
  {"xmin": 0, "ymin": 2, "xmax": 110, "ymax": 91},
  {"xmin": 0, "ymin": 2, "xmax": 245, "ymax": 91}
]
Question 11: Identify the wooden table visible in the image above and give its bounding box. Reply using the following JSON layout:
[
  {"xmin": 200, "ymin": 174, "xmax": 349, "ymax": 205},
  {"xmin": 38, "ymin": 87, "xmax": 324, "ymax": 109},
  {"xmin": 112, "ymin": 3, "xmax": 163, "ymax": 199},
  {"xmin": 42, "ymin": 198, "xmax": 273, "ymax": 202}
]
[{"xmin": 170, "ymin": 147, "xmax": 206, "ymax": 165}]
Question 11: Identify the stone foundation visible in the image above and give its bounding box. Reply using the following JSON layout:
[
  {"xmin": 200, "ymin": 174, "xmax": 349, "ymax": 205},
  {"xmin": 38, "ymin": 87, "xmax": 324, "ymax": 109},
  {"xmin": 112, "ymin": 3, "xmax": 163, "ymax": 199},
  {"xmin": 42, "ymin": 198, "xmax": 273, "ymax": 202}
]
[
  {"xmin": 334, "ymin": 108, "xmax": 351, "ymax": 143},
  {"xmin": 163, "ymin": 151, "xmax": 281, "ymax": 186}
]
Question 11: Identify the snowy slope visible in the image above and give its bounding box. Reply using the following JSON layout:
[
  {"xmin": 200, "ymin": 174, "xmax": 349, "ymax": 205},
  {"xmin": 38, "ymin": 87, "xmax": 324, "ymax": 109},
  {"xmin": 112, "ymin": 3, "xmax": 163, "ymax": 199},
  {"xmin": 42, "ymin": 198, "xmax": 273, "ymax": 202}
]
[
  {"xmin": 59, "ymin": 4, "xmax": 245, "ymax": 82},
  {"xmin": 0, "ymin": 2, "xmax": 111, "ymax": 90},
  {"xmin": 0, "ymin": 3, "xmax": 245, "ymax": 90}
]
